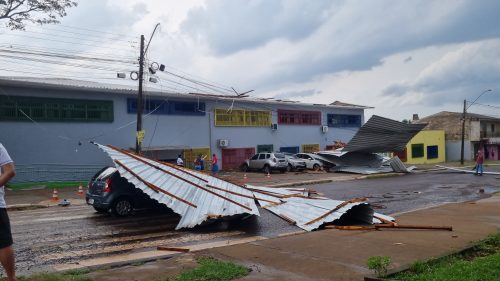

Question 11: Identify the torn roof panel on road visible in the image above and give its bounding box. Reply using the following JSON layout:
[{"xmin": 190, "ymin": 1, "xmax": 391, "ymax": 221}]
[
  {"xmin": 94, "ymin": 143, "xmax": 260, "ymax": 230},
  {"xmin": 249, "ymin": 186, "xmax": 393, "ymax": 231},
  {"xmin": 344, "ymin": 115, "xmax": 427, "ymax": 153},
  {"xmin": 94, "ymin": 143, "xmax": 395, "ymax": 231}
]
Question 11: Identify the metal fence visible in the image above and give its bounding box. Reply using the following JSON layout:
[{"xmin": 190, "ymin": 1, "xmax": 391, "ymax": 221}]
[{"xmin": 11, "ymin": 164, "xmax": 103, "ymax": 183}]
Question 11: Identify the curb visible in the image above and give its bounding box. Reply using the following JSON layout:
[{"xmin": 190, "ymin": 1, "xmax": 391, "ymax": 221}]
[{"xmin": 7, "ymin": 204, "xmax": 48, "ymax": 211}]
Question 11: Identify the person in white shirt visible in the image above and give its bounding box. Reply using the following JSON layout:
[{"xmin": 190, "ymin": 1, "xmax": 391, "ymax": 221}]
[
  {"xmin": 176, "ymin": 154, "xmax": 184, "ymax": 166},
  {"xmin": 0, "ymin": 143, "xmax": 16, "ymax": 281}
]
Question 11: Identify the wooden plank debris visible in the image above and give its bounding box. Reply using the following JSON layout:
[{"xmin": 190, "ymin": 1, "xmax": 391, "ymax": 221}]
[
  {"xmin": 157, "ymin": 246, "xmax": 190, "ymax": 252},
  {"xmin": 375, "ymin": 224, "xmax": 452, "ymax": 231}
]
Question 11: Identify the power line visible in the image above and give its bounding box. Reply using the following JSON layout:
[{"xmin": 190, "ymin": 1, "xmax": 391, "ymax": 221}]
[
  {"xmin": 467, "ymin": 101, "xmax": 500, "ymax": 110},
  {"xmin": 0, "ymin": 53, "xmax": 136, "ymax": 72},
  {"xmin": 0, "ymin": 66, "xmax": 122, "ymax": 80},
  {"xmin": 0, "ymin": 25, "xmax": 137, "ymax": 43},
  {"xmin": 0, "ymin": 48, "xmax": 136, "ymax": 65},
  {"xmin": 0, "ymin": 28, "xmax": 137, "ymax": 46},
  {"xmin": 0, "ymin": 44, "xmax": 136, "ymax": 60},
  {"xmin": 0, "ymin": 33, "xmax": 137, "ymax": 52},
  {"xmin": 23, "ymin": 22, "xmax": 139, "ymax": 39}
]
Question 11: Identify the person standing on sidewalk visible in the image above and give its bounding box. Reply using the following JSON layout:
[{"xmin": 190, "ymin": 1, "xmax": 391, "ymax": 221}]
[
  {"xmin": 0, "ymin": 143, "xmax": 16, "ymax": 281},
  {"xmin": 474, "ymin": 150, "xmax": 484, "ymax": 176},
  {"xmin": 211, "ymin": 154, "xmax": 219, "ymax": 175}
]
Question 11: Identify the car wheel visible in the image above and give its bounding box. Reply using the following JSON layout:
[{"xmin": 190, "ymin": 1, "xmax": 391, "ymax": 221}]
[
  {"xmin": 93, "ymin": 206, "xmax": 109, "ymax": 213},
  {"xmin": 263, "ymin": 165, "xmax": 270, "ymax": 174},
  {"xmin": 241, "ymin": 163, "xmax": 249, "ymax": 172},
  {"xmin": 111, "ymin": 197, "xmax": 133, "ymax": 217},
  {"xmin": 313, "ymin": 164, "xmax": 320, "ymax": 171},
  {"xmin": 286, "ymin": 164, "xmax": 292, "ymax": 172}
]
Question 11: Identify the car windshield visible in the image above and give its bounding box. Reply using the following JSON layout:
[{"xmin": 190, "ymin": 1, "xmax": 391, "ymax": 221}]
[
  {"xmin": 274, "ymin": 153, "xmax": 285, "ymax": 159},
  {"xmin": 287, "ymin": 155, "xmax": 298, "ymax": 159}
]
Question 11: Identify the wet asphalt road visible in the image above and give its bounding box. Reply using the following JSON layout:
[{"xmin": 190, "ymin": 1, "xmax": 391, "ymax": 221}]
[{"xmin": 8, "ymin": 168, "xmax": 500, "ymax": 275}]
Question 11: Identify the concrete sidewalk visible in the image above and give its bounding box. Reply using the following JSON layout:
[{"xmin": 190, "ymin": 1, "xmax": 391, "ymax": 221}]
[{"xmin": 87, "ymin": 193, "xmax": 500, "ymax": 281}]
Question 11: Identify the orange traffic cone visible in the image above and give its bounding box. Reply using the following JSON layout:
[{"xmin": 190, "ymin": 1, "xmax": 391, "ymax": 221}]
[
  {"xmin": 77, "ymin": 184, "xmax": 84, "ymax": 197},
  {"xmin": 266, "ymin": 172, "xmax": 271, "ymax": 179},
  {"xmin": 243, "ymin": 173, "xmax": 248, "ymax": 181},
  {"xmin": 52, "ymin": 189, "xmax": 59, "ymax": 201}
]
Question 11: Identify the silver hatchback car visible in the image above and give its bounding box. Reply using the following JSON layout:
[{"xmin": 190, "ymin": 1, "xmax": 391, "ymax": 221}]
[{"xmin": 241, "ymin": 152, "xmax": 288, "ymax": 173}]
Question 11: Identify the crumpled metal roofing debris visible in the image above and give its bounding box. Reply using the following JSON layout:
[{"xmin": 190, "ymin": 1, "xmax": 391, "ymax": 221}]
[
  {"xmin": 94, "ymin": 142, "xmax": 394, "ymax": 231},
  {"xmin": 435, "ymin": 165, "xmax": 500, "ymax": 175},
  {"xmin": 344, "ymin": 115, "xmax": 427, "ymax": 153},
  {"xmin": 94, "ymin": 143, "xmax": 260, "ymax": 230},
  {"xmin": 248, "ymin": 185, "xmax": 394, "ymax": 231}
]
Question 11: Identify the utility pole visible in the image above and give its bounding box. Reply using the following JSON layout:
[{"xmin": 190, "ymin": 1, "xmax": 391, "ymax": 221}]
[
  {"xmin": 460, "ymin": 99, "xmax": 466, "ymax": 165},
  {"xmin": 135, "ymin": 34, "xmax": 145, "ymax": 154}
]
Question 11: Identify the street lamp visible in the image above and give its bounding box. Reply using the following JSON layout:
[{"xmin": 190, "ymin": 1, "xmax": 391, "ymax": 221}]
[{"xmin": 460, "ymin": 89, "xmax": 492, "ymax": 165}]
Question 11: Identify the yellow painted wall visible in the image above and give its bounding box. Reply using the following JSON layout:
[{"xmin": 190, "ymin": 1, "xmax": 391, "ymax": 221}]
[
  {"xmin": 183, "ymin": 147, "xmax": 211, "ymax": 170},
  {"xmin": 405, "ymin": 130, "xmax": 446, "ymax": 164}
]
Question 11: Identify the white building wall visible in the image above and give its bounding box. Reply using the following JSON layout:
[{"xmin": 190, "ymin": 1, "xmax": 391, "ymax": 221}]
[{"xmin": 1, "ymin": 84, "xmax": 365, "ymax": 178}]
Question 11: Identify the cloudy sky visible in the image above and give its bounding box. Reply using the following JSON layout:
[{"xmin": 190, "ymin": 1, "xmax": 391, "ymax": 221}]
[{"xmin": 1, "ymin": 0, "xmax": 500, "ymax": 121}]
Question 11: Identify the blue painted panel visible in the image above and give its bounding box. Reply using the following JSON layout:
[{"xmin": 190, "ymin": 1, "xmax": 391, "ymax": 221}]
[
  {"xmin": 127, "ymin": 98, "xmax": 205, "ymax": 116},
  {"xmin": 280, "ymin": 146, "xmax": 299, "ymax": 154}
]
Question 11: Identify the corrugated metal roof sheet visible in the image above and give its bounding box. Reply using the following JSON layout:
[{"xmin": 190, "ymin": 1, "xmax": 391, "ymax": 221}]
[
  {"xmin": 344, "ymin": 115, "xmax": 427, "ymax": 153},
  {"xmin": 94, "ymin": 143, "xmax": 394, "ymax": 231},
  {"xmin": 94, "ymin": 143, "xmax": 260, "ymax": 230},
  {"xmin": 248, "ymin": 186, "xmax": 393, "ymax": 231}
]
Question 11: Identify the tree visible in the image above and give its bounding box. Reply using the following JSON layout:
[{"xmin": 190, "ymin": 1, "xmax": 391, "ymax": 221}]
[{"xmin": 0, "ymin": 0, "xmax": 77, "ymax": 30}]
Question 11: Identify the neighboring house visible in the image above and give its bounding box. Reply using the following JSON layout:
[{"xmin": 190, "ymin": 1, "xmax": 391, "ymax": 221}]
[
  {"xmin": 414, "ymin": 111, "xmax": 500, "ymax": 161},
  {"xmin": 394, "ymin": 130, "xmax": 446, "ymax": 164},
  {"xmin": 0, "ymin": 77, "xmax": 371, "ymax": 182}
]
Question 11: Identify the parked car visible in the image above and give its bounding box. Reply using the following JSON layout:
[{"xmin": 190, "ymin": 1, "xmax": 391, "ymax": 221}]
[
  {"xmin": 295, "ymin": 153, "xmax": 323, "ymax": 171},
  {"xmin": 281, "ymin": 152, "xmax": 307, "ymax": 172},
  {"xmin": 86, "ymin": 166, "xmax": 163, "ymax": 216},
  {"xmin": 241, "ymin": 152, "xmax": 288, "ymax": 173}
]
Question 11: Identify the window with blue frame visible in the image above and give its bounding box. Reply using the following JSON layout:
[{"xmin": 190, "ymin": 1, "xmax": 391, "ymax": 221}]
[
  {"xmin": 127, "ymin": 98, "xmax": 205, "ymax": 116},
  {"xmin": 280, "ymin": 146, "xmax": 300, "ymax": 154},
  {"xmin": 427, "ymin": 145, "xmax": 438, "ymax": 159},
  {"xmin": 327, "ymin": 114, "xmax": 361, "ymax": 127}
]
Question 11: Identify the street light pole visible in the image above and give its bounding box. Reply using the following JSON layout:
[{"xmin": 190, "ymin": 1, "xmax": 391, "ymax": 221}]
[
  {"xmin": 460, "ymin": 100, "xmax": 466, "ymax": 165},
  {"xmin": 459, "ymin": 89, "xmax": 492, "ymax": 165}
]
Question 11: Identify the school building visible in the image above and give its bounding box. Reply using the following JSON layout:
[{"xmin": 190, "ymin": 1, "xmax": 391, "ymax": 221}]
[{"xmin": 0, "ymin": 77, "xmax": 371, "ymax": 182}]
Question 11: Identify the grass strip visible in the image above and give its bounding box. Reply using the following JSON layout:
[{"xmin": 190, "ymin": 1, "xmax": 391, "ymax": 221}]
[
  {"xmin": 3, "ymin": 269, "xmax": 92, "ymax": 281},
  {"xmin": 7, "ymin": 181, "xmax": 86, "ymax": 190},
  {"xmin": 157, "ymin": 257, "xmax": 249, "ymax": 281},
  {"xmin": 393, "ymin": 233, "xmax": 500, "ymax": 281}
]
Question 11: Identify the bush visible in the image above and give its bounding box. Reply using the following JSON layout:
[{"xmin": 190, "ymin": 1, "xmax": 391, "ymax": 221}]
[{"xmin": 367, "ymin": 256, "xmax": 392, "ymax": 277}]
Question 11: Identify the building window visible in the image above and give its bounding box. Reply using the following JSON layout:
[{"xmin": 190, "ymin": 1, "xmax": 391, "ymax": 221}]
[
  {"xmin": 257, "ymin": 144, "xmax": 274, "ymax": 153},
  {"xmin": 427, "ymin": 145, "xmax": 438, "ymax": 159},
  {"xmin": 302, "ymin": 144, "xmax": 320, "ymax": 153},
  {"xmin": 411, "ymin": 144, "xmax": 424, "ymax": 158},
  {"xmin": 278, "ymin": 110, "xmax": 321, "ymax": 125},
  {"xmin": 327, "ymin": 114, "xmax": 361, "ymax": 127},
  {"xmin": 280, "ymin": 146, "xmax": 300, "ymax": 154},
  {"xmin": 127, "ymin": 98, "xmax": 205, "ymax": 116},
  {"xmin": 0, "ymin": 96, "xmax": 113, "ymax": 122},
  {"xmin": 214, "ymin": 109, "xmax": 271, "ymax": 127}
]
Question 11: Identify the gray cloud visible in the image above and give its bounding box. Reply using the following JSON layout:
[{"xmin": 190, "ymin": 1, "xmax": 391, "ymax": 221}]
[
  {"xmin": 382, "ymin": 40, "xmax": 500, "ymax": 106},
  {"xmin": 273, "ymin": 89, "xmax": 317, "ymax": 99},
  {"xmin": 181, "ymin": 0, "xmax": 333, "ymax": 55},
  {"xmin": 182, "ymin": 0, "xmax": 500, "ymax": 90}
]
